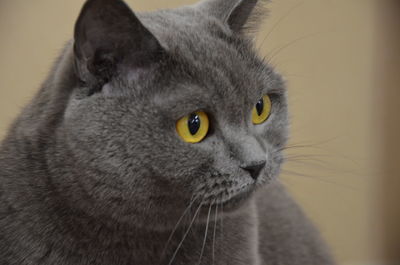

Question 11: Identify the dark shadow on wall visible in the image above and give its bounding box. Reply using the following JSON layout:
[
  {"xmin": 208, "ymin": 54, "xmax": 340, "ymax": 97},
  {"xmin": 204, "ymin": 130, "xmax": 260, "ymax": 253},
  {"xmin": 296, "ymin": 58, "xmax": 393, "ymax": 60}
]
[{"xmin": 377, "ymin": 0, "xmax": 400, "ymax": 263}]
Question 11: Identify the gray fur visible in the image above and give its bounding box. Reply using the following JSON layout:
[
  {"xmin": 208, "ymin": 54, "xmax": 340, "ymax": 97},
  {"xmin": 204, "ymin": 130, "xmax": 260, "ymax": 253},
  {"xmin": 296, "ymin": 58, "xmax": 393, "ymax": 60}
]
[{"xmin": 0, "ymin": 0, "xmax": 335, "ymax": 264}]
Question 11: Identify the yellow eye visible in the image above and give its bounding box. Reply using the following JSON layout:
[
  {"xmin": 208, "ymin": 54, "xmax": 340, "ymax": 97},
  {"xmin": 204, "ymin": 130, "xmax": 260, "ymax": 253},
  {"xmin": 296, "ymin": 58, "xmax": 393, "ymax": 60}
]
[
  {"xmin": 252, "ymin": 95, "xmax": 272, "ymax": 125},
  {"xmin": 176, "ymin": 111, "xmax": 209, "ymax": 143}
]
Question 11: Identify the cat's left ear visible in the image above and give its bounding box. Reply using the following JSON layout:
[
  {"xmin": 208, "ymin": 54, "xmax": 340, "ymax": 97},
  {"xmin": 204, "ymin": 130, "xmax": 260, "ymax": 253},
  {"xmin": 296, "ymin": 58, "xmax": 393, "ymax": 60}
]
[{"xmin": 195, "ymin": 0, "xmax": 268, "ymax": 34}]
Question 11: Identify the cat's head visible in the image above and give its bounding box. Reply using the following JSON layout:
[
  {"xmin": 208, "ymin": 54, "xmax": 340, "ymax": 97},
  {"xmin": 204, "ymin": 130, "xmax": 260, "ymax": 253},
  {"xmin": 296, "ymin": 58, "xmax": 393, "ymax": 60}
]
[{"xmin": 62, "ymin": 0, "xmax": 288, "ymax": 229}]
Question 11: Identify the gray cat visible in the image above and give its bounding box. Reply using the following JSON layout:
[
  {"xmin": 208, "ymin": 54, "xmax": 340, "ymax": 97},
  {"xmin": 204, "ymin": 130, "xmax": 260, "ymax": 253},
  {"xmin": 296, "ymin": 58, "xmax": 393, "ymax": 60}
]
[{"xmin": 0, "ymin": 0, "xmax": 335, "ymax": 264}]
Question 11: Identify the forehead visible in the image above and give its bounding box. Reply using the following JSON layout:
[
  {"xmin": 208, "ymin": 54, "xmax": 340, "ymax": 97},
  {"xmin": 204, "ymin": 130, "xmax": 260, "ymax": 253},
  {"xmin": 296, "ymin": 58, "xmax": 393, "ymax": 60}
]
[
  {"xmin": 139, "ymin": 8, "xmax": 271, "ymax": 99},
  {"xmin": 130, "ymin": 8, "xmax": 284, "ymax": 124}
]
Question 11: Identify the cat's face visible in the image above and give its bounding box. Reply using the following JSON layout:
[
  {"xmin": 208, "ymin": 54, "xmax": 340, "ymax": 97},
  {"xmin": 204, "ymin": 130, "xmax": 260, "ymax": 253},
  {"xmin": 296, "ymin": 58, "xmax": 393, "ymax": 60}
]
[{"xmin": 62, "ymin": 0, "xmax": 288, "ymax": 229}]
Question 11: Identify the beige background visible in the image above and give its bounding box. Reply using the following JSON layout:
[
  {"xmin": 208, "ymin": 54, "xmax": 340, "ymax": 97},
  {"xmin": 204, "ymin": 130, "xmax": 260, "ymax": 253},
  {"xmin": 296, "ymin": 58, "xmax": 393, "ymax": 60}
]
[{"xmin": 0, "ymin": 0, "xmax": 387, "ymax": 264}]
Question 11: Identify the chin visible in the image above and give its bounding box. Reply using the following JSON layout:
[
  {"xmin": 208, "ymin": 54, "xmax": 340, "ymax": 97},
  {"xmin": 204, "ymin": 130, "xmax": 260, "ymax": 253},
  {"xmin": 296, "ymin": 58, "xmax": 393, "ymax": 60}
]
[
  {"xmin": 217, "ymin": 173, "xmax": 277, "ymax": 213},
  {"xmin": 220, "ymin": 184, "xmax": 257, "ymax": 213},
  {"xmin": 196, "ymin": 182, "xmax": 257, "ymax": 218}
]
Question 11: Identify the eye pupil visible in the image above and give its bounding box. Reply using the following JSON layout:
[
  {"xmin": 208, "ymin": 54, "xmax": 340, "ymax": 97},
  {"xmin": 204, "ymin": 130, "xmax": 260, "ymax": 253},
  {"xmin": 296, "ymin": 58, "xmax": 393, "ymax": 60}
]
[
  {"xmin": 255, "ymin": 98, "xmax": 264, "ymax": 116},
  {"xmin": 188, "ymin": 113, "xmax": 201, "ymax": 135}
]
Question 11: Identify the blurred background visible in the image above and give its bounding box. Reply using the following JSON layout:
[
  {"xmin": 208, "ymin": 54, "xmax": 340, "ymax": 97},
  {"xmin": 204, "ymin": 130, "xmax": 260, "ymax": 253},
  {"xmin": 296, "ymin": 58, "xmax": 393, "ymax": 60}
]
[{"xmin": 0, "ymin": 0, "xmax": 398, "ymax": 264}]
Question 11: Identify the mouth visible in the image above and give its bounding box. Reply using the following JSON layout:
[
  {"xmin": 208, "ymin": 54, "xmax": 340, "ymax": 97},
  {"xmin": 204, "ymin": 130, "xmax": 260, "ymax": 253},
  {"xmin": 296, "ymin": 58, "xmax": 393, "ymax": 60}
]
[{"xmin": 201, "ymin": 182, "xmax": 257, "ymax": 211}]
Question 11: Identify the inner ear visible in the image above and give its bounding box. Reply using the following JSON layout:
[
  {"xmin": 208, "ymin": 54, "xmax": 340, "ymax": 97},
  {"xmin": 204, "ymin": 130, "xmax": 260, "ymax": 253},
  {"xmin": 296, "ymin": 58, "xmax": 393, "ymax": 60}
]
[{"xmin": 74, "ymin": 0, "xmax": 165, "ymax": 92}]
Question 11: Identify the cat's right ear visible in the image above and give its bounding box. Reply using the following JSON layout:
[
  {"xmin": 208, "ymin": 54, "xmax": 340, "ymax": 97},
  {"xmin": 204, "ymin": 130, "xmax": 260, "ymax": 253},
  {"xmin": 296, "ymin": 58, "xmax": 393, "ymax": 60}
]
[
  {"xmin": 73, "ymin": 0, "xmax": 164, "ymax": 92},
  {"xmin": 195, "ymin": 0, "xmax": 268, "ymax": 35}
]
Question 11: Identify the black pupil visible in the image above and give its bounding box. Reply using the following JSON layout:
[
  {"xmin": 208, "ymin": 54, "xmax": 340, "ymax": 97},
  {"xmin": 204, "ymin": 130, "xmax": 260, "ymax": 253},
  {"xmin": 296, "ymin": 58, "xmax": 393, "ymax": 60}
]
[
  {"xmin": 188, "ymin": 113, "xmax": 201, "ymax": 135},
  {"xmin": 256, "ymin": 98, "xmax": 264, "ymax": 116}
]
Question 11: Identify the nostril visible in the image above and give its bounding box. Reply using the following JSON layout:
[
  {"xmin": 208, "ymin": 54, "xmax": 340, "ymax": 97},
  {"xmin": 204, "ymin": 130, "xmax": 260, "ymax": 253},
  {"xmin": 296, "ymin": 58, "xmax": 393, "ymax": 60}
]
[{"xmin": 240, "ymin": 161, "xmax": 266, "ymax": 180}]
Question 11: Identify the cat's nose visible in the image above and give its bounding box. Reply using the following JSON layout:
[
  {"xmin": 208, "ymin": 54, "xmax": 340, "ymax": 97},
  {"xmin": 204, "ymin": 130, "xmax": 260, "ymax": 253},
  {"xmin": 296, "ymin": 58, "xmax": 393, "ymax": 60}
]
[{"xmin": 240, "ymin": 161, "xmax": 266, "ymax": 180}]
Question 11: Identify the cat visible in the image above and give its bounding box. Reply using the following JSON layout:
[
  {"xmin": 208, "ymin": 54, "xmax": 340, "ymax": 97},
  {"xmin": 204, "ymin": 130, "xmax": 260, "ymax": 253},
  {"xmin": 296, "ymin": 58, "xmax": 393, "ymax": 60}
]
[{"xmin": 0, "ymin": 0, "xmax": 336, "ymax": 264}]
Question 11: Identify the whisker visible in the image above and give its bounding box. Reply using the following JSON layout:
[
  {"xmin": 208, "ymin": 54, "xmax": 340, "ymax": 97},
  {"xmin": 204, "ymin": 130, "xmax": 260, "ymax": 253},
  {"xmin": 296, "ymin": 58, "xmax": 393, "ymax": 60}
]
[
  {"xmin": 161, "ymin": 194, "xmax": 199, "ymax": 259},
  {"xmin": 274, "ymin": 138, "xmax": 340, "ymax": 153},
  {"xmin": 266, "ymin": 31, "xmax": 329, "ymax": 64},
  {"xmin": 284, "ymin": 155, "xmax": 333, "ymax": 167},
  {"xmin": 281, "ymin": 169, "xmax": 358, "ymax": 190},
  {"xmin": 220, "ymin": 202, "xmax": 224, "ymax": 240},
  {"xmin": 276, "ymin": 138, "xmax": 363, "ymax": 164},
  {"xmin": 287, "ymin": 149, "xmax": 361, "ymax": 167},
  {"xmin": 212, "ymin": 203, "xmax": 218, "ymax": 265},
  {"xmin": 197, "ymin": 203, "xmax": 213, "ymax": 265},
  {"xmin": 285, "ymin": 153, "xmax": 332, "ymax": 160},
  {"xmin": 284, "ymin": 157, "xmax": 367, "ymax": 179},
  {"xmin": 167, "ymin": 201, "xmax": 203, "ymax": 265},
  {"xmin": 257, "ymin": 1, "xmax": 304, "ymax": 52}
]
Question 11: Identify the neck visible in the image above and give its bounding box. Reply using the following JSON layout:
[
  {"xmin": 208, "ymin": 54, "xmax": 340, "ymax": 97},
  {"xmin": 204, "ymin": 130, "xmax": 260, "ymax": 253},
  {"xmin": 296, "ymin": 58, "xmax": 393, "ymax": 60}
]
[
  {"xmin": 47, "ymin": 186, "xmax": 260, "ymax": 265},
  {"xmin": 1, "ymin": 119, "xmax": 260, "ymax": 265},
  {"xmin": 5, "ymin": 163, "xmax": 259, "ymax": 265}
]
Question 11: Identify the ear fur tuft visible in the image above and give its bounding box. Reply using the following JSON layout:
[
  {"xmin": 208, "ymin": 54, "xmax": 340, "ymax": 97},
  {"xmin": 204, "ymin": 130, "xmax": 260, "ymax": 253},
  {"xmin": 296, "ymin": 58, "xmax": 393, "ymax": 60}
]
[{"xmin": 196, "ymin": 0, "xmax": 270, "ymax": 35}]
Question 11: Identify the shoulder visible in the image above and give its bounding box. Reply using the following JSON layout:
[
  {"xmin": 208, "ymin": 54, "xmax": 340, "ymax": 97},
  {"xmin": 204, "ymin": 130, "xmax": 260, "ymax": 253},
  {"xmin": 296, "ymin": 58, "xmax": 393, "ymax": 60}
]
[{"xmin": 255, "ymin": 180, "xmax": 336, "ymax": 265}]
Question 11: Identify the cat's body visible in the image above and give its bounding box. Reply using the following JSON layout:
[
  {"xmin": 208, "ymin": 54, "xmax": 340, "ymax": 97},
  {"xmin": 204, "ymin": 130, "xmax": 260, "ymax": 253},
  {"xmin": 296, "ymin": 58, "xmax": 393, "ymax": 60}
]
[{"xmin": 0, "ymin": 0, "xmax": 335, "ymax": 264}]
